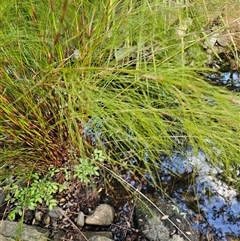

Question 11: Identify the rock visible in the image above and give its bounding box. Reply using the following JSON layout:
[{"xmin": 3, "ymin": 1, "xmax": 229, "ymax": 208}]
[
  {"xmin": 142, "ymin": 216, "xmax": 170, "ymax": 241},
  {"xmin": 48, "ymin": 207, "xmax": 63, "ymax": 219},
  {"xmin": 217, "ymin": 35, "xmax": 230, "ymax": 47},
  {"xmin": 0, "ymin": 234, "xmax": 15, "ymax": 241},
  {"xmin": 35, "ymin": 212, "xmax": 50, "ymax": 225},
  {"xmin": 85, "ymin": 204, "xmax": 115, "ymax": 226},
  {"xmin": 135, "ymin": 198, "xmax": 196, "ymax": 241},
  {"xmin": 0, "ymin": 220, "xmax": 49, "ymax": 241},
  {"xmin": 88, "ymin": 235, "xmax": 114, "ymax": 241},
  {"xmin": 76, "ymin": 232, "xmax": 113, "ymax": 241},
  {"xmin": 41, "ymin": 213, "xmax": 51, "ymax": 226},
  {"xmin": 169, "ymin": 234, "xmax": 185, "ymax": 241},
  {"xmin": 76, "ymin": 211, "xmax": 85, "ymax": 227},
  {"xmin": 35, "ymin": 211, "xmax": 43, "ymax": 222},
  {"xmin": 24, "ymin": 210, "xmax": 34, "ymax": 223}
]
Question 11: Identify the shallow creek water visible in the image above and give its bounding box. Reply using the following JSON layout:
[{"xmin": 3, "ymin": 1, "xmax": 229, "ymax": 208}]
[
  {"xmin": 74, "ymin": 66, "xmax": 240, "ymax": 240},
  {"xmin": 207, "ymin": 71, "xmax": 240, "ymax": 91},
  {"xmin": 83, "ymin": 115, "xmax": 240, "ymax": 241},
  {"xmin": 157, "ymin": 149, "xmax": 240, "ymax": 240}
]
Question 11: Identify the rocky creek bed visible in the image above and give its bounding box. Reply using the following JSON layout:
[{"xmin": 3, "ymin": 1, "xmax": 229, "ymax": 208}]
[{"xmin": 0, "ymin": 177, "xmax": 196, "ymax": 241}]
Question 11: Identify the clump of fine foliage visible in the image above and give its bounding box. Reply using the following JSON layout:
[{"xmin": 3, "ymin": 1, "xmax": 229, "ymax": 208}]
[{"xmin": 0, "ymin": 0, "xmax": 240, "ymax": 189}]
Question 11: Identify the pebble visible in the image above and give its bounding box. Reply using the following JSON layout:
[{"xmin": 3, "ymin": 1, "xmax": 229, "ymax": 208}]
[
  {"xmin": 41, "ymin": 213, "xmax": 51, "ymax": 226},
  {"xmin": 35, "ymin": 211, "xmax": 43, "ymax": 222},
  {"xmin": 85, "ymin": 204, "xmax": 115, "ymax": 226},
  {"xmin": 76, "ymin": 211, "xmax": 85, "ymax": 227},
  {"xmin": 88, "ymin": 235, "xmax": 114, "ymax": 241},
  {"xmin": 59, "ymin": 198, "xmax": 66, "ymax": 203},
  {"xmin": 217, "ymin": 35, "xmax": 230, "ymax": 47},
  {"xmin": 48, "ymin": 207, "xmax": 63, "ymax": 219}
]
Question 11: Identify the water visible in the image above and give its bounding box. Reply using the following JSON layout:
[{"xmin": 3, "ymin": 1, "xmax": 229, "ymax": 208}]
[
  {"xmin": 207, "ymin": 71, "xmax": 240, "ymax": 90},
  {"xmin": 82, "ymin": 113, "xmax": 240, "ymax": 240},
  {"xmin": 158, "ymin": 149, "xmax": 240, "ymax": 240}
]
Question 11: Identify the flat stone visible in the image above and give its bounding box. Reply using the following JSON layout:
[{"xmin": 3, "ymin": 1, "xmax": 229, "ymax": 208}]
[
  {"xmin": 0, "ymin": 220, "xmax": 49, "ymax": 241},
  {"xmin": 88, "ymin": 235, "xmax": 114, "ymax": 241},
  {"xmin": 0, "ymin": 234, "xmax": 15, "ymax": 241},
  {"xmin": 76, "ymin": 231, "xmax": 113, "ymax": 241},
  {"xmin": 85, "ymin": 204, "xmax": 115, "ymax": 226}
]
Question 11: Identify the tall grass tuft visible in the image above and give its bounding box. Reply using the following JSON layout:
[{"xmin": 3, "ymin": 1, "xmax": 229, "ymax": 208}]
[{"xmin": 0, "ymin": 0, "xmax": 240, "ymax": 188}]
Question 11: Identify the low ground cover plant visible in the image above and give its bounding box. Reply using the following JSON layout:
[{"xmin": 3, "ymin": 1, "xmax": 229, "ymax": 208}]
[
  {"xmin": 4, "ymin": 149, "xmax": 105, "ymax": 219},
  {"xmin": 0, "ymin": 0, "xmax": 240, "ymax": 219}
]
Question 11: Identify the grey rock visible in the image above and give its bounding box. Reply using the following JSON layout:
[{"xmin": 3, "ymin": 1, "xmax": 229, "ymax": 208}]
[
  {"xmin": 48, "ymin": 207, "xmax": 63, "ymax": 219},
  {"xmin": 0, "ymin": 220, "xmax": 49, "ymax": 241},
  {"xmin": 73, "ymin": 231, "xmax": 113, "ymax": 241},
  {"xmin": 135, "ymin": 198, "xmax": 196, "ymax": 241},
  {"xmin": 88, "ymin": 235, "xmax": 113, "ymax": 241},
  {"xmin": 142, "ymin": 216, "xmax": 169, "ymax": 241},
  {"xmin": 85, "ymin": 204, "xmax": 115, "ymax": 226},
  {"xmin": 76, "ymin": 211, "xmax": 85, "ymax": 227},
  {"xmin": 169, "ymin": 234, "xmax": 185, "ymax": 241},
  {"xmin": 0, "ymin": 234, "xmax": 15, "ymax": 241}
]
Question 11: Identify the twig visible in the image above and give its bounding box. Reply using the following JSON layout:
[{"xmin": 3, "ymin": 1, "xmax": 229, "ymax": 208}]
[
  {"xmin": 54, "ymin": 207, "xmax": 89, "ymax": 241},
  {"xmin": 102, "ymin": 165, "xmax": 193, "ymax": 241}
]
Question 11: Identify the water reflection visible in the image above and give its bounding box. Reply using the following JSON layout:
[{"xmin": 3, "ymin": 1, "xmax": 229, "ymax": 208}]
[{"xmin": 159, "ymin": 149, "xmax": 240, "ymax": 240}]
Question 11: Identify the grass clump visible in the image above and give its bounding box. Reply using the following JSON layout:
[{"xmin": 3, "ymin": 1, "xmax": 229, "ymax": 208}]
[{"xmin": 0, "ymin": 0, "xmax": 240, "ymax": 196}]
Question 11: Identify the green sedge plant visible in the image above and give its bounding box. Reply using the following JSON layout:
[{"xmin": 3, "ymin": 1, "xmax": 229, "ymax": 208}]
[{"xmin": 0, "ymin": 0, "xmax": 240, "ymax": 216}]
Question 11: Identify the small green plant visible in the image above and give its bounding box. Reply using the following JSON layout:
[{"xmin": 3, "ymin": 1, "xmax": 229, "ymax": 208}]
[
  {"xmin": 74, "ymin": 149, "xmax": 105, "ymax": 183},
  {"xmin": 172, "ymin": 205, "xmax": 187, "ymax": 219},
  {"xmin": 4, "ymin": 149, "xmax": 105, "ymax": 220},
  {"xmin": 5, "ymin": 172, "xmax": 61, "ymax": 220}
]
